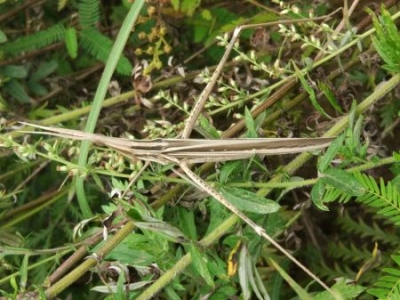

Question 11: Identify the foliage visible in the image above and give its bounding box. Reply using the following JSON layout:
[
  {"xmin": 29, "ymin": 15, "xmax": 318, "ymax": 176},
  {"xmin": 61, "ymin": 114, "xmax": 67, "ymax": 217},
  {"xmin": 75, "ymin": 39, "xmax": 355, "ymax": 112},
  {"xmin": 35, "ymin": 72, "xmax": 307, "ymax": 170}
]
[{"xmin": 0, "ymin": 1, "xmax": 400, "ymax": 299}]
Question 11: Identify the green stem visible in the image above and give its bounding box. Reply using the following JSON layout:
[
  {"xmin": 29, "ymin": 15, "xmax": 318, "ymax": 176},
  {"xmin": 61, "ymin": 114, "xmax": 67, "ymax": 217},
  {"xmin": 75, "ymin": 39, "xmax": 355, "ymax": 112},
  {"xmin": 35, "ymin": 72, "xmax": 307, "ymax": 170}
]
[{"xmin": 75, "ymin": 1, "xmax": 145, "ymax": 218}]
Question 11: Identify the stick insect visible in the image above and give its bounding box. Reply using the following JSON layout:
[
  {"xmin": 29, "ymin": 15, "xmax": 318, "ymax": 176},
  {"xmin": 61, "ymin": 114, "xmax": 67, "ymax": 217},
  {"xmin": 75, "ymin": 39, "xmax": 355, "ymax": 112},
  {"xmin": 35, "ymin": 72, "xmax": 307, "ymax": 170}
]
[
  {"xmin": 18, "ymin": 12, "xmax": 341, "ymax": 295},
  {"xmin": 20, "ymin": 121, "xmax": 334, "ymax": 292}
]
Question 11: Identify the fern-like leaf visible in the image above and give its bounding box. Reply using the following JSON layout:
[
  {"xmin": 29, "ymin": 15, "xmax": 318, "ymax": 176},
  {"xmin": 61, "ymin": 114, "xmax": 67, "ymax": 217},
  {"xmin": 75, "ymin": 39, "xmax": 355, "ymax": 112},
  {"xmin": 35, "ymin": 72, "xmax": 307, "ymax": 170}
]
[
  {"xmin": 79, "ymin": 0, "xmax": 101, "ymax": 28},
  {"xmin": 355, "ymin": 173, "xmax": 400, "ymax": 225},
  {"xmin": 339, "ymin": 212, "xmax": 400, "ymax": 246},
  {"xmin": 328, "ymin": 241, "xmax": 372, "ymax": 263},
  {"xmin": 79, "ymin": 28, "xmax": 132, "ymax": 75},
  {"xmin": 0, "ymin": 24, "xmax": 65, "ymax": 54},
  {"xmin": 368, "ymin": 253, "xmax": 400, "ymax": 299}
]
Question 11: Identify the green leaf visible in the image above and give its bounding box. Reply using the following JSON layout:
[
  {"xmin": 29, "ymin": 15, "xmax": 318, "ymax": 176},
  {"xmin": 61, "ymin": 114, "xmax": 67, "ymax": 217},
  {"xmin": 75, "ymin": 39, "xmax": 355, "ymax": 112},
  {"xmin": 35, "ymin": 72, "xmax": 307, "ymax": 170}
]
[
  {"xmin": 314, "ymin": 278, "xmax": 365, "ymax": 299},
  {"xmin": 116, "ymin": 271, "xmax": 126, "ymax": 300},
  {"xmin": 0, "ymin": 30, "xmax": 7, "ymax": 43},
  {"xmin": 219, "ymin": 186, "xmax": 280, "ymax": 214},
  {"xmin": 171, "ymin": 0, "xmax": 180, "ymax": 10},
  {"xmin": 181, "ymin": 0, "xmax": 201, "ymax": 16},
  {"xmin": 198, "ymin": 115, "xmax": 221, "ymax": 138},
  {"xmin": 177, "ymin": 207, "xmax": 197, "ymax": 240},
  {"xmin": 30, "ymin": 60, "xmax": 58, "ymax": 82},
  {"xmin": 292, "ymin": 61, "xmax": 331, "ymax": 119},
  {"xmin": 367, "ymin": 5, "xmax": 400, "ymax": 73},
  {"xmin": 318, "ymin": 134, "xmax": 344, "ymax": 173},
  {"xmin": 244, "ymin": 106, "xmax": 257, "ymax": 138},
  {"xmin": 64, "ymin": 27, "xmax": 78, "ymax": 59},
  {"xmin": 3, "ymin": 65, "xmax": 28, "ymax": 78},
  {"xmin": 238, "ymin": 245, "xmax": 251, "ymax": 300},
  {"xmin": 0, "ymin": 23, "xmax": 65, "ymax": 54},
  {"xmin": 201, "ymin": 9, "xmax": 212, "ymax": 21},
  {"xmin": 134, "ymin": 220, "xmax": 185, "ymax": 242},
  {"xmin": 268, "ymin": 257, "xmax": 313, "ymax": 300},
  {"xmin": 80, "ymin": 28, "xmax": 132, "ymax": 75},
  {"xmin": 19, "ymin": 254, "xmax": 29, "ymax": 290},
  {"xmin": 219, "ymin": 161, "xmax": 242, "ymax": 184},
  {"xmin": 311, "ymin": 180, "xmax": 329, "ymax": 211},
  {"xmin": 318, "ymin": 81, "xmax": 343, "ymax": 113},
  {"xmin": 26, "ymin": 81, "xmax": 48, "ymax": 96},
  {"xmin": 5, "ymin": 80, "xmax": 30, "ymax": 103},
  {"xmin": 321, "ymin": 168, "xmax": 366, "ymax": 196},
  {"xmin": 189, "ymin": 243, "xmax": 214, "ymax": 287}
]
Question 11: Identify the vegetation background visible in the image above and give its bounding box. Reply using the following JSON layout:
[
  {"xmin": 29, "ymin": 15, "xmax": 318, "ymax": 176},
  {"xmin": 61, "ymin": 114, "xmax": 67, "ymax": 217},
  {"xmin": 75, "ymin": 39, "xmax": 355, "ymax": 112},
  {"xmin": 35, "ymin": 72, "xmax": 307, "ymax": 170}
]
[{"xmin": 1, "ymin": 0, "xmax": 400, "ymax": 299}]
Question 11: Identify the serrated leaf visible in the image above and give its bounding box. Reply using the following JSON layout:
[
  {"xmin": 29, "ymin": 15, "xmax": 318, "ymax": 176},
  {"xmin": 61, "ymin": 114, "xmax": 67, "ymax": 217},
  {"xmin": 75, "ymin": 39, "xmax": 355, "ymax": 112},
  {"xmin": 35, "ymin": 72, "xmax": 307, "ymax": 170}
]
[
  {"xmin": 219, "ymin": 186, "xmax": 280, "ymax": 214},
  {"xmin": 189, "ymin": 243, "xmax": 214, "ymax": 287},
  {"xmin": 321, "ymin": 168, "xmax": 366, "ymax": 196}
]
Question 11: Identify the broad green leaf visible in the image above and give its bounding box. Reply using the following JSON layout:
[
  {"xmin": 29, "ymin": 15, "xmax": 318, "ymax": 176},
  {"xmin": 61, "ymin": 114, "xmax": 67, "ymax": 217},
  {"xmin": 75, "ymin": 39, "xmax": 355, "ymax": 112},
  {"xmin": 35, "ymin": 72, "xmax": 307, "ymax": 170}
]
[
  {"xmin": 311, "ymin": 180, "xmax": 329, "ymax": 211},
  {"xmin": 107, "ymin": 239, "xmax": 154, "ymax": 265},
  {"xmin": 314, "ymin": 277, "xmax": 365, "ymax": 299},
  {"xmin": 134, "ymin": 220, "xmax": 185, "ymax": 241},
  {"xmin": 178, "ymin": 207, "xmax": 197, "ymax": 240},
  {"xmin": 321, "ymin": 168, "xmax": 366, "ymax": 196},
  {"xmin": 219, "ymin": 161, "xmax": 242, "ymax": 183},
  {"xmin": 219, "ymin": 186, "xmax": 280, "ymax": 214},
  {"xmin": 189, "ymin": 243, "xmax": 214, "ymax": 287}
]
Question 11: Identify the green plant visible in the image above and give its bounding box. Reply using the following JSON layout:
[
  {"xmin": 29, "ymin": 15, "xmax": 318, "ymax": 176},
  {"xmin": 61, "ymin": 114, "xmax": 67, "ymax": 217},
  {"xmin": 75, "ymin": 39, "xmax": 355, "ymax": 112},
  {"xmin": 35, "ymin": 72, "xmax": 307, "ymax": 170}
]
[{"xmin": 1, "ymin": 1, "xmax": 400, "ymax": 299}]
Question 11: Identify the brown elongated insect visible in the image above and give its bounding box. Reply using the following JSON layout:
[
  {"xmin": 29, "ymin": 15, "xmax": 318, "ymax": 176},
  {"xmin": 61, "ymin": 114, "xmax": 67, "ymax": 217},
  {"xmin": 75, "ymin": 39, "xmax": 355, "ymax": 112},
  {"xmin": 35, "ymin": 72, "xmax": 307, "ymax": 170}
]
[
  {"xmin": 18, "ymin": 123, "xmax": 334, "ymax": 293},
  {"xmin": 20, "ymin": 122, "xmax": 333, "ymax": 163}
]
